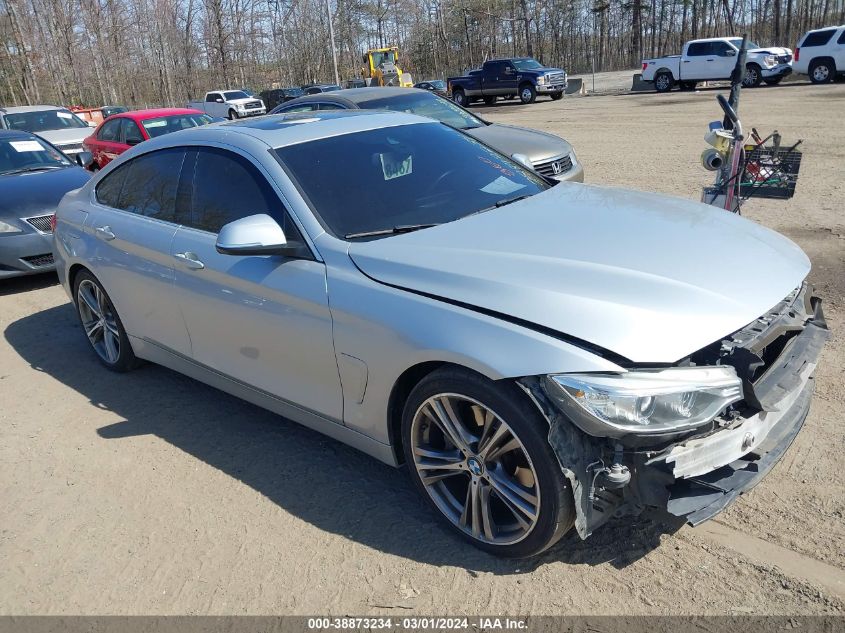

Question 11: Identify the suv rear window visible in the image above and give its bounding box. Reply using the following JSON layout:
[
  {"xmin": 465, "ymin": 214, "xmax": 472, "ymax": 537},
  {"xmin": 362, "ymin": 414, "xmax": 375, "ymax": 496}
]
[{"xmin": 801, "ymin": 29, "xmax": 836, "ymax": 46}]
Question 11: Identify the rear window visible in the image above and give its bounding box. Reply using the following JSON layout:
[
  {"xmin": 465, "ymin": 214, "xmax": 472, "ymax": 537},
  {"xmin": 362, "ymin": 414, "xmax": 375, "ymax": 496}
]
[
  {"xmin": 801, "ymin": 29, "xmax": 836, "ymax": 46},
  {"xmin": 141, "ymin": 114, "xmax": 214, "ymax": 138},
  {"xmin": 1, "ymin": 109, "xmax": 89, "ymax": 132}
]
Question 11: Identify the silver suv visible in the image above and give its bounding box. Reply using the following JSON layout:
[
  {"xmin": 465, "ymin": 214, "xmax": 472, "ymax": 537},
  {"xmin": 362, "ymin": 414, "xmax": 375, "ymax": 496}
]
[
  {"xmin": 0, "ymin": 105, "xmax": 95, "ymax": 156},
  {"xmin": 53, "ymin": 111, "xmax": 827, "ymax": 557}
]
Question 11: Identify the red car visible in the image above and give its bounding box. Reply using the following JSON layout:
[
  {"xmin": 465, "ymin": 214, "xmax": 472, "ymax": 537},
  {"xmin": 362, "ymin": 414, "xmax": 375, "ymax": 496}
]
[{"xmin": 82, "ymin": 108, "xmax": 215, "ymax": 170}]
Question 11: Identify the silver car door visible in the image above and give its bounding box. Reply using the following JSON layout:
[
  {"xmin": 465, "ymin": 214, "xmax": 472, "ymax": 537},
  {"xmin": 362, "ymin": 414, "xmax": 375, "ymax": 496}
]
[
  {"xmin": 86, "ymin": 147, "xmax": 191, "ymax": 355},
  {"xmin": 169, "ymin": 147, "xmax": 343, "ymax": 422}
]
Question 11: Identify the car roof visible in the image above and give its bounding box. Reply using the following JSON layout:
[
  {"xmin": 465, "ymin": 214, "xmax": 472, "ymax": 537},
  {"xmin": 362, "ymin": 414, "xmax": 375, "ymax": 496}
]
[
  {"xmin": 115, "ymin": 108, "xmax": 206, "ymax": 122},
  {"xmin": 281, "ymin": 87, "xmax": 429, "ymax": 108},
  {"xmin": 141, "ymin": 110, "xmax": 434, "ymax": 152},
  {"xmin": 0, "ymin": 105, "xmax": 66, "ymax": 114},
  {"xmin": 803, "ymin": 24, "xmax": 845, "ymax": 33},
  {"xmin": 0, "ymin": 128, "xmax": 37, "ymax": 140}
]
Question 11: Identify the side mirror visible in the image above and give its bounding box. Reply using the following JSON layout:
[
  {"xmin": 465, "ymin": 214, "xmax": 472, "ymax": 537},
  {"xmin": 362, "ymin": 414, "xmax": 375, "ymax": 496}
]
[
  {"xmin": 726, "ymin": 49, "xmax": 737, "ymax": 57},
  {"xmin": 215, "ymin": 98, "xmax": 224, "ymax": 103},
  {"xmin": 511, "ymin": 153, "xmax": 533, "ymax": 169},
  {"xmin": 216, "ymin": 213, "xmax": 304, "ymax": 257},
  {"xmin": 75, "ymin": 151, "xmax": 93, "ymax": 168}
]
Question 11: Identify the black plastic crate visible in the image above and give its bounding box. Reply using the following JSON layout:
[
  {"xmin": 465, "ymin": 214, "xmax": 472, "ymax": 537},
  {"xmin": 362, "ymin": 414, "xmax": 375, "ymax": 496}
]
[{"xmin": 740, "ymin": 144, "xmax": 802, "ymax": 200}]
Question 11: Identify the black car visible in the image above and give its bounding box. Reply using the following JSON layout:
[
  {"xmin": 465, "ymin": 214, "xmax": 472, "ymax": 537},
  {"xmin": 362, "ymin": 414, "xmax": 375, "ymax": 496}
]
[
  {"xmin": 259, "ymin": 87, "xmax": 305, "ymax": 110},
  {"xmin": 301, "ymin": 83, "xmax": 342, "ymax": 95},
  {"xmin": 413, "ymin": 79, "xmax": 447, "ymax": 92},
  {"xmin": 0, "ymin": 130, "xmax": 91, "ymax": 278}
]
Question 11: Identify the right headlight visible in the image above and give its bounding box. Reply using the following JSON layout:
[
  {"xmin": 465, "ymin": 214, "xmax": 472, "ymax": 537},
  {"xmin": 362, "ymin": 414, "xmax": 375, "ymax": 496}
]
[
  {"xmin": 544, "ymin": 366, "xmax": 742, "ymax": 437},
  {"xmin": 0, "ymin": 219, "xmax": 22, "ymax": 234}
]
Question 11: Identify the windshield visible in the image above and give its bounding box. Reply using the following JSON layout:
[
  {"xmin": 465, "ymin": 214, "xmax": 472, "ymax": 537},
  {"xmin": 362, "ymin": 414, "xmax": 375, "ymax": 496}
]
[
  {"xmin": 2, "ymin": 109, "xmax": 89, "ymax": 132},
  {"xmin": 101, "ymin": 106, "xmax": 128, "ymax": 118},
  {"xmin": 275, "ymin": 122, "xmax": 548, "ymax": 239},
  {"xmin": 512, "ymin": 58, "xmax": 545, "ymax": 71},
  {"xmin": 429, "ymin": 80, "xmax": 446, "ymax": 90},
  {"xmin": 363, "ymin": 92, "xmax": 484, "ymax": 130},
  {"xmin": 141, "ymin": 113, "xmax": 215, "ymax": 138},
  {"xmin": 284, "ymin": 88, "xmax": 304, "ymax": 97},
  {"xmin": 322, "ymin": 85, "xmax": 340, "ymax": 92},
  {"xmin": 371, "ymin": 50, "xmax": 397, "ymax": 67},
  {"xmin": 223, "ymin": 91, "xmax": 250, "ymax": 100},
  {"xmin": 0, "ymin": 136, "xmax": 73, "ymax": 175},
  {"xmin": 729, "ymin": 38, "xmax": 759, "ymax": 49}
]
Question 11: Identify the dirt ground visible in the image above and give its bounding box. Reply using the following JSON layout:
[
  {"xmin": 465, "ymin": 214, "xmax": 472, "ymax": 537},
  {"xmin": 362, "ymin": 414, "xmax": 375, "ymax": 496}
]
[{"xmin": 1, "ymin": 80, "xmax": 844, "ymax": 616}]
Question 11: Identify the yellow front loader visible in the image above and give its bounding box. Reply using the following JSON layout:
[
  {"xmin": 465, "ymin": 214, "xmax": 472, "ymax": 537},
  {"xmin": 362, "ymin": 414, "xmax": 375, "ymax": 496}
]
[{"xmin": 362, "ymin": 46, "xmax": 414, "ymax": 87}]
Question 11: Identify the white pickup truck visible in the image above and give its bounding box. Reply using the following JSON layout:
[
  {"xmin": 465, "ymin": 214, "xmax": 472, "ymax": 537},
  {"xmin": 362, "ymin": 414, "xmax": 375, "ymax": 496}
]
[
  {"xmin": 187, "ymin": 90, "xmax": 266, "ymax": 120},
  {"xmin": 641, "ymin": 37, "xmax": 793, "ymax": 92}
]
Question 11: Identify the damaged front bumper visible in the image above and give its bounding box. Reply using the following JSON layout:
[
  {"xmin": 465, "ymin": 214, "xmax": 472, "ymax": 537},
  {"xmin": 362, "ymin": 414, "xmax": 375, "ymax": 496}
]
[{"xmin": 520, "ymin": 284, "xmax": 829, "ymax": 539}]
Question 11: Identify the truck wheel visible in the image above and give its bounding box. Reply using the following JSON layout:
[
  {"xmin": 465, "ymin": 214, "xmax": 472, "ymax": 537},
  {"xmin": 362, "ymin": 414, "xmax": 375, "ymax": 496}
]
[
  {"xmin": 654, "ymin": 72, "xmax": 674, "ymax": 92},
  {"xmin": 550, "ymin": 92, "xmax": 563, "ymax": 101},
  {"xmin": 484, "ymin": 95, "xmax": 497, "ymax": 105},
  {"xmin": 519, "ymin": 84, "xmax": 536, "ymax": 104},
  {"xmin": 742, "ymin": 64, "xmax": 763, "ymax": 87},
  {"xmin": 452, "ymin": 89, "xmax": 467, "ymax": 106},
  {"xmin": 764, "ymin": 77, "xmax": 783, "ymax": 86},
  {"xmin": 228, "ymin": 109, "xmax": 239, "ymax": 120},
  {"xmin": 809, "ymin": 59, "xmax": 834, "ymax": 84},
  {"xmin": 679, "ymin": 81, "xmax": 697, "ymax": 91}
]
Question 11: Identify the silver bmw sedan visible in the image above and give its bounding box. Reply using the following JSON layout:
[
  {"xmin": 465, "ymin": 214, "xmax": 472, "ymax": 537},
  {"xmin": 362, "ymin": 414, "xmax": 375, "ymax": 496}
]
[{"xmin": 53, "ymin": 111, "xmax": 827, "ymax": 557}]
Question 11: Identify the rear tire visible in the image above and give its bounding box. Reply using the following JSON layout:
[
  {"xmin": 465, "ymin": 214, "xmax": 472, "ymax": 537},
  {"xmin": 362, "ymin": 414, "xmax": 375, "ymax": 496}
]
[
  {"xmin": 809, "ymin": 59, "xmax": 835, "ymax": 84},
  {"xmin": 73, "ymin": 270, "xmax": 139, "ymax": 372},
  {"xmin": 452, "ymin": 89, "xmax": 467, "ymax": 107},
  {"xmin": 401, "ymin": 366, "xmax": 575, "ymax": 558},
  {"xmin": 519, "ymin": 83, "xmax": 536, "ymax": 104},
  {"xmin": 654, "ymin": 72, "xmax": 674, "ymax": 92},
  {"xmin": 742, "ymin": 63, "xmax": 763, "ymax": 87}
]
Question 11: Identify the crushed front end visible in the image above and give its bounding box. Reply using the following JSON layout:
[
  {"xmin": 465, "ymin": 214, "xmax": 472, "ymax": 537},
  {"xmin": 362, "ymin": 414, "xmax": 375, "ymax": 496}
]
[{"xmin": 520, "ymin": 283, "xmax": 829, "ymax": 538}]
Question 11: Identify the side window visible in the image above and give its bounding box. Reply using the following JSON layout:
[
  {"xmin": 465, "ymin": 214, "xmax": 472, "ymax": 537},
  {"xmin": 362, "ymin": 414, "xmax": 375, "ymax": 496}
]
[
  {"xmin": 318, "ymin": 103, "xmax": 346, "ymax": 110},
  {"xmin": 98, "ymin": 118, "xmax": 121, "ymax": 142},
  {"xmin": 838, "ymin": 30, "xmax": 845, "ymax": 45},
  {"xmin": 187, "ymin": 148, "xmax": 280, "ymax": 234},
  {"xmin": 283, "ymin": 104, "xmax": 317, "ymax": 113},
  {"xmin": 687, "ymin": 42, "xmax": 709, "ymax": 56},
  {"xmin": 711, "ymin": 42, "xmax": 733, "ymax": 56},
  {"xmin": 95, "ymin": 162, "xmax": 130, "ymax": 207},
  {"xmin": 114, "ymin": 148, "xmax": 186, "ymax": 221},
  {"xmin": 120, "ymin": 118, "xmax": 144, "ymax": 145},
  {"xmin": 306, "ymin": 87, "xmax": 320, "ymax": 94},
  {"xmin": 802, "ymin": 29, "xmax": 836, "ymax": 47}
]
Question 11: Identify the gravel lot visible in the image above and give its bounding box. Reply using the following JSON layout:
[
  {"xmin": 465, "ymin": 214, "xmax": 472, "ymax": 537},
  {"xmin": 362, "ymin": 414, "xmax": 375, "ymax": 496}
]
[{"xmin": 1, "ymin": 80, "xmax": 843, "ymax": 616}]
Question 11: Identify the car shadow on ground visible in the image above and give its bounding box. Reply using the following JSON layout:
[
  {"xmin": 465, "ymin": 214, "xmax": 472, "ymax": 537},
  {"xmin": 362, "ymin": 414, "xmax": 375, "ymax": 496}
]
[
  {"xmin": 5, "ymin": 302, "xmax": 684, "ymax": 571},
  {"xmin": 0, "ymin": 272, "xmax": 58, "ymax": 297}
]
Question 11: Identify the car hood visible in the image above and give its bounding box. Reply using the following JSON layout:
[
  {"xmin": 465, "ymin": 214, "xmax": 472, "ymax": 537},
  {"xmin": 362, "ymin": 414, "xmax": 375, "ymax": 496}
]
[
  {"xmin": 347, "ymin": 184, "xmax": 810, "ymax": 364},
  {"xmin": 36, "ymin": 128, "xmax": 91, "ymax": 147},
  {"xmin": 0, "ymin": 167, "xmax": 91, "ymax": 218},
  {"xmin": 466, "ymin": 124, "xmax": 573, "ymax": 164},
  {"xmin": 750, "ymin": 46, "xmax": 792, "ymax": 56},
  {"xmin": 229, "ymin": 97, "xmax": 263, "ymax": 106}
]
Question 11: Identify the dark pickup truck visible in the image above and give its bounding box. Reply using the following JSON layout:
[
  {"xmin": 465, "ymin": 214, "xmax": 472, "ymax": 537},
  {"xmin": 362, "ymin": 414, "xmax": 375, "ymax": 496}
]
[{"xmin": 447, "ymin": 58, "xmax": 567, "ymax": 106}]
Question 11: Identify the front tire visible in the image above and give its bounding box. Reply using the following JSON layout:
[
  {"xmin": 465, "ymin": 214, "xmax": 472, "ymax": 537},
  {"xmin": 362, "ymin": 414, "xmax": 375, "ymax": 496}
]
[
  {"xmin": 484, "ymin": 95, "xmax": 496, "ymax": 105},
  {"xmin": 743, "ymin": 64, "xmax": 763, "ymax": 87},
  {"xmin": 809, "ymin": 59, "xmax": 834, "ymax": 84},
  {"xmin": 550, "ymin": 92, "xmax": 563, "ymax": 100},
  {"xmin": 401, "ymin": 367, "xmax": 575, "ymax": 557},
  {"xmin": 519, "ymin": 83, "xmax": 536, "ymax": 104},
  {"xmin": 228, "ymin": 109, "xmax": 239, "ymax": 120},
  {"xmin": 73, "ymin": 270, "xmax": 139, "ymax": 372}
]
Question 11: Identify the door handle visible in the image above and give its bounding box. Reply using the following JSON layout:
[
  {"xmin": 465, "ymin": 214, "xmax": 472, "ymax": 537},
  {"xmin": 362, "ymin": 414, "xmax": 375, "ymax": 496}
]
[
  {"xmin": 94, "ymin": 225, "xmax": 115, "ymax": 240},
  {"xmin": 683, "ymin": 60, "xmax": 691, "ymax": 63},
  {"xmin": 174, "ymin": 251, "xmax": 205, "ymax": 270}
]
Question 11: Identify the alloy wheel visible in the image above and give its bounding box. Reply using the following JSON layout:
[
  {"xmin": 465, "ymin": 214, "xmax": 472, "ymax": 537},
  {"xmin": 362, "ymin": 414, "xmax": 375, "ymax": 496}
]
[
  {"xmin": 76, "ymin": 279, "xmax": 121, "ymax": 364},
  {"xmin": 743, "ymin": 68, "xmax": 758, "ymax": 86},
  {"xmin": 656, "ymin": 75, "xmax": 671, "ymax": 91},
  {"xmin": 410, "ymin": 393, "xmax": 540, "ymax": 545}
]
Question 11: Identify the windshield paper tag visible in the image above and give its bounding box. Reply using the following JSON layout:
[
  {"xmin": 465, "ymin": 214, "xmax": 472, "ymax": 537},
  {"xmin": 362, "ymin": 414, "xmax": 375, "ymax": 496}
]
[
  {"xmin": 380, "ymin": 153, "xmax": 413, "ymax": 180},
  {"xmin": 481, "ymin": 176, "xmax": 526, "ymax": 195},
  {"xmin": 9, "ymin": 141, "xmax": 45, "ymax": 152}
]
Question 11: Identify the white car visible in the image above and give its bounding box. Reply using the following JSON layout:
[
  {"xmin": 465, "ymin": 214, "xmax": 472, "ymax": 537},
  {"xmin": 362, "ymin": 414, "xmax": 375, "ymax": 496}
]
[
  {"xmin": 187, "ymin": 90, "xmax": 267, "ymax": 120},
  {"xmin": 0, "ymin": 105, "xmax": 95, "ymax": 156},
  {"xmin": 794, "ymin": 25, "xmax": 845, "ymax": 83},
  {"xmin": 642, "ymin": 37, "xmax": 793, "ymax": 91}
]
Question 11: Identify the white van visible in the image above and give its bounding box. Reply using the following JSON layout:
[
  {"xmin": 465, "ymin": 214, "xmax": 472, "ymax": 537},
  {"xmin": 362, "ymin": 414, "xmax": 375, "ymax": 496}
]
[{"xmin": 794, "ymin": 25, "xmax": 845, "ymax": 83}]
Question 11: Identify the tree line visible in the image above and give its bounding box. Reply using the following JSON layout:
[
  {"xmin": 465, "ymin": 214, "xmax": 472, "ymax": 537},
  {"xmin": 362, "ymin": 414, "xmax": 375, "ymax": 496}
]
[{"xmin": 1, "ymin": 0, "xmax": 842, "ymax": 107}]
